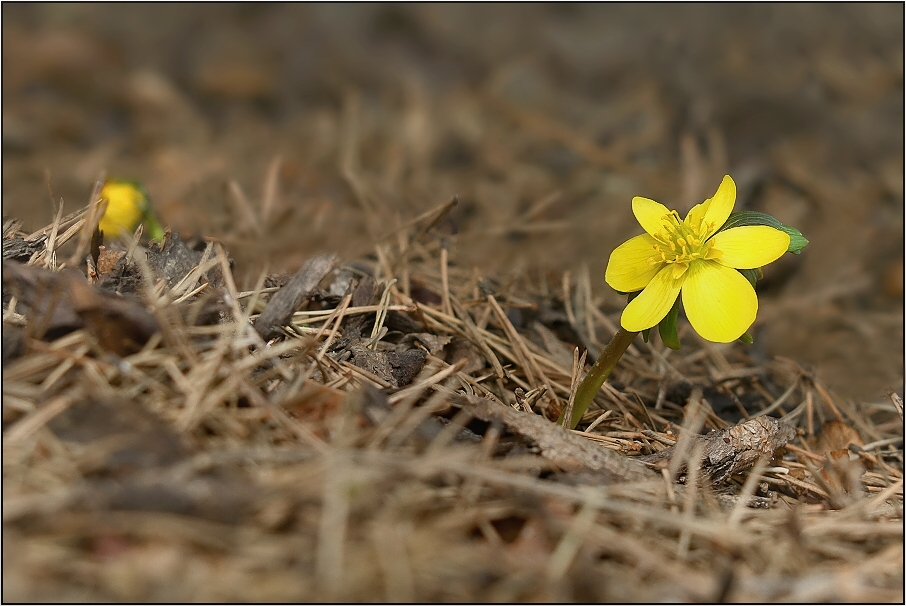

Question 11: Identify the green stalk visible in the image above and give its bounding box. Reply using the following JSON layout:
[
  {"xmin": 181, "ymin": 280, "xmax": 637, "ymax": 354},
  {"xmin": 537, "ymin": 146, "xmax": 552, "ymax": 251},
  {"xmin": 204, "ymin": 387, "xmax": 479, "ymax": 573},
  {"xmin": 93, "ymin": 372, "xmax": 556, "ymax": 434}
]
[{"xmin": 564, "ymin": 328, "xmax": 638, "ymax": 429}]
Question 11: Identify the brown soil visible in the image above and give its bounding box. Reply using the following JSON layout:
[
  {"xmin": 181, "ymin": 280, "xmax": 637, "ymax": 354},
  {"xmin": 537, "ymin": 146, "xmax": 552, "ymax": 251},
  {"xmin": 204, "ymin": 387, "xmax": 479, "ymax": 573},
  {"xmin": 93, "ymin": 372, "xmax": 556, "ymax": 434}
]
[{"xmin": 3, "ymin": 5, "xmax": 903, "ymax": 602}]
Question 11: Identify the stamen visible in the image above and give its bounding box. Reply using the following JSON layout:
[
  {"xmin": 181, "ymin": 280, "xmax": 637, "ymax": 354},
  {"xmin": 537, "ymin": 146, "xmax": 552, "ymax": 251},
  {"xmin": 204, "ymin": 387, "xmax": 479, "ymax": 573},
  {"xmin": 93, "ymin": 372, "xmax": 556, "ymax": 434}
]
[{"xmin": 649, "ymin": 207, "xmax": 715, "ymax": 268}]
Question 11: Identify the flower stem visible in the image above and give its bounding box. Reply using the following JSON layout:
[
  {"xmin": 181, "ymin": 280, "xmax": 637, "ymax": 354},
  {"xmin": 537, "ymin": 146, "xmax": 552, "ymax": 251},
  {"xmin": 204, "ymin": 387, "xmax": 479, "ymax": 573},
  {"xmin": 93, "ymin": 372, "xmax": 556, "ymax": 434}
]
[{"xmin": 565, "ymin": 328, "xmax": 638, "ymax": 429}]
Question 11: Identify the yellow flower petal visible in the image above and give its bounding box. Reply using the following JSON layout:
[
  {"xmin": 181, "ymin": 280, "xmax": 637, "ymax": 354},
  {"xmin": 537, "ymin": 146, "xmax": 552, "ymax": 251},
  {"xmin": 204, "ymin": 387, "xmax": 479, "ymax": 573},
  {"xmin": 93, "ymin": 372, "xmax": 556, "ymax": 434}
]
[
  {"xmin": 700, "ymin": 175, "xmax": 736, "ymax": 238},
  {"xmin": 605, "ymin": 234, "xmax": 663, "ymax": 293},
  {"xmin": 99, "ymin": 182, "xmax": 146, "ymax": 236},
  {"xmin": 620, "ymin": 265, "xmax": 683, "ymax": 332},
  {"xmin": 710, "ymin": 226, "xmax": 790, "ymax": 269},
  {"xmin": 681, "ymin": 260, "xmax": 757, "ymax": 343},
  {"xmin": 632, "ymin": 196, "xmax": 672, "ymax": 237},
  {"xmin": 684, "ymin": 197, "xmax": 710, "ymax": 229}
]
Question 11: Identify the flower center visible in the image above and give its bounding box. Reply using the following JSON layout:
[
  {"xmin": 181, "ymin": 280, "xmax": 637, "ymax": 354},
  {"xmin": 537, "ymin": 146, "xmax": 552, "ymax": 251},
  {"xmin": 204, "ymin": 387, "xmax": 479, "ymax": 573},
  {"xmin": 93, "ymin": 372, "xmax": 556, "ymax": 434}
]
[{"xmin": 648, "ymin": 211, "xmax": 718, "ymax": 278}]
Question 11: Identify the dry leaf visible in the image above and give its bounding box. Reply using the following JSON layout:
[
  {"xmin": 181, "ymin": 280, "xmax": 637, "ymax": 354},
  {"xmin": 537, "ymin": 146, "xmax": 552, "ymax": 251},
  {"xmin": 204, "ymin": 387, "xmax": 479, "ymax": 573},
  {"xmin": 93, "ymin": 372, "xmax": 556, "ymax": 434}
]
[
  {"xmin": 812, "ymin": 420, "xmax": 863, "ymax": 454},
  {"xmin": 3, "ymin": 261, "xmax": 159, "ymax": 355}
]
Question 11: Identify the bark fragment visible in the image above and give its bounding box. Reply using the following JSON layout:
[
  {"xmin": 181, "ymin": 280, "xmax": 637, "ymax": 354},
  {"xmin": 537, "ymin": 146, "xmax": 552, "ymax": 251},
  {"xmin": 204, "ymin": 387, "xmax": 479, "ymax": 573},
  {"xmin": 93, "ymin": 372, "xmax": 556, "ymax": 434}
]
[
  {"xmin": 637, "ymin": 416, "xmax": 797, "ymax": 484},
  {"xmin": 253, "ymin": 253, "xmax": 338, "ymax": 339}
]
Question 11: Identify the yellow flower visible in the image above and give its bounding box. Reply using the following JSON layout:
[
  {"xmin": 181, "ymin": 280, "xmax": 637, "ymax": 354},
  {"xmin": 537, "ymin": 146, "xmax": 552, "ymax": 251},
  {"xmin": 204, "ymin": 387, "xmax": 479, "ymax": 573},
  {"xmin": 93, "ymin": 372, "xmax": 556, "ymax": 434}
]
[
  {"xmin": 604, "ymin": 175, "xmax": 790, "ymax": 343},
  {"xmin": 98, "ymin": 180, "xmax": 165, "ymax": 241}
]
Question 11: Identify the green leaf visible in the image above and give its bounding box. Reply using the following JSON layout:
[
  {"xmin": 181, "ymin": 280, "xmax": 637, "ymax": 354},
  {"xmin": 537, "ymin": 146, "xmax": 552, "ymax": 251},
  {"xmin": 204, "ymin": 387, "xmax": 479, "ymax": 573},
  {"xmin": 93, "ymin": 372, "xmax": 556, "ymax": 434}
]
[
  {"xmin": 657, "ymin": 298, "xmax": 681, "ymax": 350},
  {"xmin": 717, "ymin": 211, "xmax": 809, "ymax": 254}
]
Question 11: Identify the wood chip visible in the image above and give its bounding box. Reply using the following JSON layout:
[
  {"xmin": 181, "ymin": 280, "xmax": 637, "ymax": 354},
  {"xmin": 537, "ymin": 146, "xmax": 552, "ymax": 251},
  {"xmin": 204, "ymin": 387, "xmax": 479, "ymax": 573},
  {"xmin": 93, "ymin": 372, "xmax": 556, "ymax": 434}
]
[
  {"xmin": 253, "ymin": 253, "xmax": 338, "ymax": 339},
  {"xmin": 452, "ymin": 394, "xmax": 655, "ymax": 481}
]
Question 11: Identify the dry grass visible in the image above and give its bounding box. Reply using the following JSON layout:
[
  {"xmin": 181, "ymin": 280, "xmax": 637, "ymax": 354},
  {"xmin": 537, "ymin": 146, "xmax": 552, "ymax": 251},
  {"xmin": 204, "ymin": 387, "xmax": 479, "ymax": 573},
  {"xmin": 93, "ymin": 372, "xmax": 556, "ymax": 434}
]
[{"xmin": 2, "ymin": 196, "xmax": 902, "ymax": 603}]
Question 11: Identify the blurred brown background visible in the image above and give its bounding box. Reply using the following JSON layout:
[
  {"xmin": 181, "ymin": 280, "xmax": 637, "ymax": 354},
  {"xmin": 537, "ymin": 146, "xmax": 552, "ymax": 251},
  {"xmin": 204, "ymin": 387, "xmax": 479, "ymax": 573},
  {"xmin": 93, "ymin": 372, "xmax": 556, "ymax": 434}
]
[{"xmin": 3, "ymin": 4, "xmax": 902, "ymax": 400}]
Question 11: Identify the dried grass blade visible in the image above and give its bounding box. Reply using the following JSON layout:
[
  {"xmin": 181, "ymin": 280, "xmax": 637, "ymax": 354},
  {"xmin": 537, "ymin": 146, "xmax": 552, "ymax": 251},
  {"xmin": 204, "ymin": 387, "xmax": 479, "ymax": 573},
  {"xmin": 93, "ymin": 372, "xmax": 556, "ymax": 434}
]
[
  {"xmin": 561, "ymin": 347, "xmax": 587, "ymax": 428},
  {"xmin": 228, "ymin": 180, "xmax": 261, "ymax": 235},
  {"xmin": 65, "ymin": 181, "xmax": 105, "ymax": 267},
  {"xmin": 316, "ymin": 294, "xmax": 352, "ymax": 360},
  {"xmin": 667, "ymin": 388, "xmax": 708, "ymax": 483},
  {"xmin": 260, "ymin": 154, "xmax": 281, "ymax": 225},
  {"xmin": 486, "ymin": 294, "xmax": 539, "ymax": 387},
  {"xmin": 369, "ymin": 278, "xmax": 397, "ymax": 349},
  {"xmin": 447, "ymin": 296, "xmax": 505, "ymax": 380},
  {"xmin": 388, "ymin": 359, "xmax": 466, "ymax": 405},
  {"xmin": 727, "ymin": 455, "xmax": 770, "ymax": 525},
  {"xmin": 3, "ymin": 394, "xmax": 74, "ymax": 446},
  {"xmin": 43, "ymin": 200, "xmax": 66, "ymax": 270}
]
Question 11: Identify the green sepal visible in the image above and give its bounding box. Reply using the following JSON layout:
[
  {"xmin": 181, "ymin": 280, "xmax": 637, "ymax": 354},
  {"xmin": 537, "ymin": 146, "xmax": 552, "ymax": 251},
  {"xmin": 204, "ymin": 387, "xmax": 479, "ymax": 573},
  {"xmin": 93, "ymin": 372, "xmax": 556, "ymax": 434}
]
[
  {"xmin": 641, "ymin": 328, "xmax": 650, "ymax": 343},
  {"xmin": 738, "ymin": 331, "xmax": 754, "ymax": 344},
  {"xmin": 738, "ymin": 267, "xmax": 762, "ymax": 289},
  {"xmin": 143, "ymin": 213, "xmax": 166, "ymax": 241},
  {"xmin": 717, "ymin": 211, "xmax": 809, "ymax": 254},
  {"xmin": 134, "ymin": 182, "xmax": 166, "ymax": 241},
  {"xmin": 657, "ymin": 298, "xmax": 682, "ymax": 350}
]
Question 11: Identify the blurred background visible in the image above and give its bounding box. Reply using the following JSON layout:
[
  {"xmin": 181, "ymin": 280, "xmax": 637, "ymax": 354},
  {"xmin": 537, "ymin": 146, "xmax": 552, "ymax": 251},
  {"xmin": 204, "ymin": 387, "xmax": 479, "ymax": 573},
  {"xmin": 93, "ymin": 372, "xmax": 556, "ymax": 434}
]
[{"xmin": 3, "ymin": 4, "xmax": 902, "ymax": 400}]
